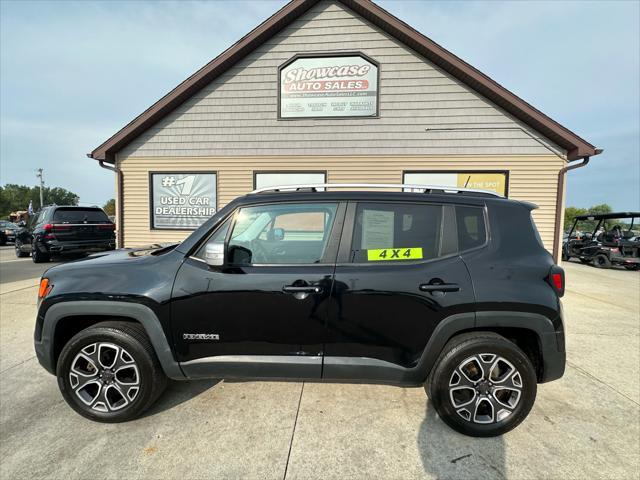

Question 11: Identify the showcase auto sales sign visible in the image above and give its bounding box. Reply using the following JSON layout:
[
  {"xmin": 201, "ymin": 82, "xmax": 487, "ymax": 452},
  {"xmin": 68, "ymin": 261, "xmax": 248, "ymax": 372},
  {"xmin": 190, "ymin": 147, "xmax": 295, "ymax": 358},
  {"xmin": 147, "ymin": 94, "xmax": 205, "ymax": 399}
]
[{"xmin": 280, "ymin": 55, "xmax": 378, "ymax": 118}]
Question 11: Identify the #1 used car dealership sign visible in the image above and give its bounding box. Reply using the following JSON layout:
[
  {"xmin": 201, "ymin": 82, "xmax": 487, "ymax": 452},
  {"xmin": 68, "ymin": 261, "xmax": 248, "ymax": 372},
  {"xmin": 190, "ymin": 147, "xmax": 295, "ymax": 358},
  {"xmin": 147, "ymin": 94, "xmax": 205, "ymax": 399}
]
[
  {"xmin": 280, "ymin": 55, "xmax": 378, "ymax": 118},
  {"xmin": 150, "ymin": 172, "xmax": 216, "ymax": 230}
]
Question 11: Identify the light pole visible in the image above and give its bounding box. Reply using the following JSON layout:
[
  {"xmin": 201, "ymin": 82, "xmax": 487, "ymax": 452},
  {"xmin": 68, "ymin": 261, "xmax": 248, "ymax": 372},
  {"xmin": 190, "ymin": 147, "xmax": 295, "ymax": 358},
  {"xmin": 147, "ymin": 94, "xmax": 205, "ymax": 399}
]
[{"xmin": 36, "ymin": 168, "xmax": 44, "ymax": 208}]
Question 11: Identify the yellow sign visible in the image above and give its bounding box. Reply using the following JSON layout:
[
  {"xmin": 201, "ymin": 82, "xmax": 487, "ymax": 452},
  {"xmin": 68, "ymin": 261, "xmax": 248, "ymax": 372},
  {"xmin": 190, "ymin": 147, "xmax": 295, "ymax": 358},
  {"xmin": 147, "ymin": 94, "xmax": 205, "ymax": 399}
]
[
  {"xmin": 456, "ymin": 173, "xmax": 506, "ymax": 196},
  {"xmin": 367, "ymin": 247, "xmax": 423, "ymax": 261}
]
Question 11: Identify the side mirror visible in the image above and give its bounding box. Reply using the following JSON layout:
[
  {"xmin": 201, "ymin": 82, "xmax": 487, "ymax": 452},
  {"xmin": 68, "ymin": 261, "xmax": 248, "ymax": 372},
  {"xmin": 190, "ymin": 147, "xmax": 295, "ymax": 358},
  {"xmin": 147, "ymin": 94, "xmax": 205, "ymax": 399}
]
[{"xmin": 204, "ymin": 242, "xmax": 224, "ymax": 267}]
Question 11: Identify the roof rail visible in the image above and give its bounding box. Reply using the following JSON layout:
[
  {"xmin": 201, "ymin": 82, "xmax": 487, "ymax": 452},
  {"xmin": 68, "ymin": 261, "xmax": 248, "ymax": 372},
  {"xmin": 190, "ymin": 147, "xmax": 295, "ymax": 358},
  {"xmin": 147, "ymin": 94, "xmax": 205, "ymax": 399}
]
[{"xmin": 250, "ymin": 183, "xmax": 504, "ymax": 198}]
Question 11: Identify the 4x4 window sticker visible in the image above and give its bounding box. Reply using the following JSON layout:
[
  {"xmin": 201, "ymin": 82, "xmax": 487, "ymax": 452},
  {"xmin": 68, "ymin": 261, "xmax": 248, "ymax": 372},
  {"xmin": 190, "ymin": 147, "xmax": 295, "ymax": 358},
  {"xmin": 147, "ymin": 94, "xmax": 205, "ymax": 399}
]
[{"xmin": 367, "ymin": 247, "xmax": 424, "ymax": 261}]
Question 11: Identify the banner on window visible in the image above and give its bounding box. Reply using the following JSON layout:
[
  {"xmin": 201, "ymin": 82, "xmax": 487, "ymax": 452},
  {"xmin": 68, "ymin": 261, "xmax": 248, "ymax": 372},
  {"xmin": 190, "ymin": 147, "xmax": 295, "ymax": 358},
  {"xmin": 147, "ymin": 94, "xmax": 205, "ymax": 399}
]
[
  {"xmin": 150, "ymin": 172, "xmax": 216, "ymax": 229},
  {"xmin": 403, "ymin": 172, "xmax": 507, "ymax": 196},
  {"xmin": 280, "ymin": 55, "xmax": 378, "ymax": 118}
]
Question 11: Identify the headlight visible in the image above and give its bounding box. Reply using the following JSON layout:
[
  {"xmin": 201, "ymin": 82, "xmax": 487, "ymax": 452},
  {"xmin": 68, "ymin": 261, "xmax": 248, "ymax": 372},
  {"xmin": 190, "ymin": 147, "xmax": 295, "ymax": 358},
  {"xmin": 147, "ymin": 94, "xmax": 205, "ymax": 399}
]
[{"xmin": 4, "ymin": 230, "xmax": 11, "ymax": 235}]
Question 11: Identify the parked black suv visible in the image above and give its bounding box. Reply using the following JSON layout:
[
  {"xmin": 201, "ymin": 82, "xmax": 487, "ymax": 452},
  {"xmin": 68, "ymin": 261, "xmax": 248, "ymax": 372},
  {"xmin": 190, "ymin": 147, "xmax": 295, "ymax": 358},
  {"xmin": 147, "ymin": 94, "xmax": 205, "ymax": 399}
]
[
  {"xmin": 15, "ymin": 205, "xmax": 115, "ymax": 262},
  {"xmin": 0, "ymin": 220, "xmax": 19, "ymax": 245},
  {"xmin": 34, "ymin": 185, "xmax": 565, "ymax": 436}
]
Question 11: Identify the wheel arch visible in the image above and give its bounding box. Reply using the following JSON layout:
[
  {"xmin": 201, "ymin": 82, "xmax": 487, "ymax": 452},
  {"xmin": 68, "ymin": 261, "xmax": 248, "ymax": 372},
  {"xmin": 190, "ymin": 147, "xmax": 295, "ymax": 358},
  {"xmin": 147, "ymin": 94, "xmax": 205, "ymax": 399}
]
[
  {"xmin": 36, "ymin": 301, "xmax": 185, "ymax": 380},
  {"xmin": 414, "ymin": 311, "xmax": 564, "ymax": 384}
]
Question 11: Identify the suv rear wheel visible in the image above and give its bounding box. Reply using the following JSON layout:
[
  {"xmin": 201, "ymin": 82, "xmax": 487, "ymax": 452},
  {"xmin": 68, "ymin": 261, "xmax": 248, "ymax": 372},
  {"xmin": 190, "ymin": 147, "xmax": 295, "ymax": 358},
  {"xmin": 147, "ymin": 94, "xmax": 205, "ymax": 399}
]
[
  {"xmin": 57, "ymin": 321, "xmax": 167, "ymax": 422},
  {"xmin": 426, "ymin": 332, "xmax": 537, "ymax": 437}
]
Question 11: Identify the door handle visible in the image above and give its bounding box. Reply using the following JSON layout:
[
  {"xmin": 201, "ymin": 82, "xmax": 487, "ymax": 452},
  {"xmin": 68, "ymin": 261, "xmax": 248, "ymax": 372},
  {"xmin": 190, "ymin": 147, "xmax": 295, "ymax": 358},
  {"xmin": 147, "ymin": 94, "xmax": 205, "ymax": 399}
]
[
  {"xmin": 419, "ymin": 283, "xmax": 460, "ymax": 293},
  {"xmin": 283, "ymin": 285, "xmax": 323, "ymax": 294}
]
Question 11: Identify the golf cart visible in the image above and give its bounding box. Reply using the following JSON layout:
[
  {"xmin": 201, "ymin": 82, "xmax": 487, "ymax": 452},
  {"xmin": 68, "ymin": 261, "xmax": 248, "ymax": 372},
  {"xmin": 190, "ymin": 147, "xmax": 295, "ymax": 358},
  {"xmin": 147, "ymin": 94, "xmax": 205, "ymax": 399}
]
[{"xmin": 563, "ymin": 212, "xmax": 640, "ymax": 270}]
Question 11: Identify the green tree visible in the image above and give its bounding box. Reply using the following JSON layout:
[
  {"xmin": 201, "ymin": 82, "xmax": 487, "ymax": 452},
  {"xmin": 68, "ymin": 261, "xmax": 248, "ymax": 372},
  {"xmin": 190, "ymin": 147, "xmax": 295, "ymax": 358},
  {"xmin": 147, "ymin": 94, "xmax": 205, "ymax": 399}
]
[
  {"xmin": 564, "ymin": 206, "xmax": 587, "ymax": 231},
  {"xmin": 564, "ymin": 203, "xmax": 615, "ymax": 233},
  {"xmin": 0, "ymin": 184, "xmax": 79, "ymax": 219},
  {"xmin": 103, "ymin": 198, "xmax": 116, "ymax": 216}
]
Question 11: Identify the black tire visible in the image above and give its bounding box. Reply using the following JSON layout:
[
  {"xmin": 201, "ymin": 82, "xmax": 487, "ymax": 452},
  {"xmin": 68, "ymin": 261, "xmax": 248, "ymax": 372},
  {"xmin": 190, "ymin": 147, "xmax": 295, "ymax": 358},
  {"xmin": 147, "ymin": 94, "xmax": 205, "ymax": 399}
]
[
  {"xmin": 31, "ymin": 242, "xmax": 50, "ymax": 263},
  {"xmin": 15, "ymin": 241, "xmax": 28, "ymax": 258},
  {"xmin": 0, "ymin": 235, "xmax": 6, "ymax": 246},
  {"xmin": 57, "ymin": 321, "xmax": 167, "ymax": 423},
  {"xmin": 624, "ymin": 264, "xmax": 640, "ymax": 271},
  {"xmin": 593, "ymin": 254, "xmax": 611, "ymax": 269},
  {"xmin": 426, "ymin": 332, "xmax": 537, "ymax": 437},
  {"xmin": 561, "ymin": 252, "xmax": 569, "ymax": 262}
]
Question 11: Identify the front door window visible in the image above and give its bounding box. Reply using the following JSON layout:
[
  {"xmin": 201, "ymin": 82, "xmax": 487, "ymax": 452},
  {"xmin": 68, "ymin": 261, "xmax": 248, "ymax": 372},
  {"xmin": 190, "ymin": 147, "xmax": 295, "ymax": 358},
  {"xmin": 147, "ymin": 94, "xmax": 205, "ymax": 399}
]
[{"xmin": 227, "ymin": 203, "xmax": 338, "ymax": 265}]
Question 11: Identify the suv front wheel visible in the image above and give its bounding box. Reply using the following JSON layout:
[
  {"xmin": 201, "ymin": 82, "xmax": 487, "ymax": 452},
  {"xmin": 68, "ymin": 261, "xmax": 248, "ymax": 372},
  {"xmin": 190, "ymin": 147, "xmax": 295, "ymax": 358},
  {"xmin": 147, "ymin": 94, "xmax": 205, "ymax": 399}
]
[
  {"xmin": 57, "ymin": 321, "xmax": 167, "ymax": 422},
  {"xmin": 427, "ymin": 332, "xmax": 537, "ymax": 437}
]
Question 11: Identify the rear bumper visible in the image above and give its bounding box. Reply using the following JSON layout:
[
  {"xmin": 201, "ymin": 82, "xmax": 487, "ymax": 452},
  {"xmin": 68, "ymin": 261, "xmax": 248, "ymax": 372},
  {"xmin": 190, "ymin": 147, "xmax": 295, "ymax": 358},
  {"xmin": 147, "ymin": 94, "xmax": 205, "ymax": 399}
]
[
  {"xmin": 40, "ymin": 239, "xmax": 115, "ymax": 254},
  {"xmin": 539, "ymin": 303, "xmax": 566, "ymax": 383},
  {"xmin": 539, "ymin": 332, "xmax": 566, "ymax": 383}
]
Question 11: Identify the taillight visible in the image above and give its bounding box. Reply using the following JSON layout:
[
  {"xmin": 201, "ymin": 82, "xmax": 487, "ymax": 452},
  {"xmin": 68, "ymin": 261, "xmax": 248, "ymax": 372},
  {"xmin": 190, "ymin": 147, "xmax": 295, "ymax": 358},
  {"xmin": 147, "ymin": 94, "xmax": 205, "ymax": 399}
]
[
  {"xmin": 98, "ymin": 224, "xmax": 116, "ymax": 230},
  {"xmin": 43, "ymin": 224, "xmax": 71, "ymax": 238},
  {"xmin": 548, "ymin": 266, "xmax": 565, "ymax": 297},
  {"xmin": 38, "ymin": 278, "xmax": 52, "ymax": 299}
]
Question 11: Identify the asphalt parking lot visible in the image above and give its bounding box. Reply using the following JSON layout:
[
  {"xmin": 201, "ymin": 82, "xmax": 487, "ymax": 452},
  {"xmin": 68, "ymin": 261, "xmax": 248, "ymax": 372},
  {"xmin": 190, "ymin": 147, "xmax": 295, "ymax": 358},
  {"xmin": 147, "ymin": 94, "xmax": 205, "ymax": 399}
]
[
  {"xmin": 0, "ymin": 251, "xmax": 638, "ymax": 480},
  {"xmin": 0, "ymin": 246, "xmax": 63, "ymax": 289}
]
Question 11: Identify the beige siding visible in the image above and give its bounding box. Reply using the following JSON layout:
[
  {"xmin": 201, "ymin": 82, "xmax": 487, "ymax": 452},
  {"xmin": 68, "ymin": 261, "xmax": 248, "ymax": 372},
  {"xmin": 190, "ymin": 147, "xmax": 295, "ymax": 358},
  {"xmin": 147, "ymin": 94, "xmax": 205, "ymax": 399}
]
[
  {"xmin": 119, "ymin": 0, "xmax": 564, "ymax": 158},
  {"xmin": 118, "ymin": 155, "xmax": 563, "ymax": 250}
]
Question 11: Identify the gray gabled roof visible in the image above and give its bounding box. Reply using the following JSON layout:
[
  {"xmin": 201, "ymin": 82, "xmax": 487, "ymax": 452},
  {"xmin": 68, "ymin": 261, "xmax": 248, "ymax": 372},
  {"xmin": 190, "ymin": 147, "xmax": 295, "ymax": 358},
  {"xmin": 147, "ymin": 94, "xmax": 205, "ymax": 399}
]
[{"xmin": 89, "ymin": 0, "xmax": 601, "ymax": 163}]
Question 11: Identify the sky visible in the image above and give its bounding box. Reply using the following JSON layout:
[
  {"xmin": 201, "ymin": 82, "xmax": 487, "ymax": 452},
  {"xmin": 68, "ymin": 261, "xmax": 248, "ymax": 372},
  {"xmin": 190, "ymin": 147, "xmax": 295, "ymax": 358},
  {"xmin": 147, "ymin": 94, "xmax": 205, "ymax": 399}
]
[{"xmin": 1, "ymin": 0, "xmax": 639, "ymax": 211}]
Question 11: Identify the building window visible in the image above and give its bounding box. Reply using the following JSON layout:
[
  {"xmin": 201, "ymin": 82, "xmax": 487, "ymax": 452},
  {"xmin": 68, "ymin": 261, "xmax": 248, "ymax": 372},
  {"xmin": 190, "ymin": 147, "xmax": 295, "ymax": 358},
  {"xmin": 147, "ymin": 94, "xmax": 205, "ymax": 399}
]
[
  {"xmin": 149, "ymin": 171, "xmax": 217, "ymax": 230},
  {"xmin": 254, "ymin": 172, "xmax": 326, "ymax": 191},
  {"xmin": 403, "ymin": 171, "xmax": 508, "ymax": 197}
]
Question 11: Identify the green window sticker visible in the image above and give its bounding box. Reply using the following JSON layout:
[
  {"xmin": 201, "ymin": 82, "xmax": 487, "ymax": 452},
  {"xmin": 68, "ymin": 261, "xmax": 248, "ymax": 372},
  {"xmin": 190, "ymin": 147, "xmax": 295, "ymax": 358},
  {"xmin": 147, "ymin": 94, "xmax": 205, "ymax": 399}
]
[{"xmin": 367, "ymin": 247, "xmax": 423, "ymax": 261}]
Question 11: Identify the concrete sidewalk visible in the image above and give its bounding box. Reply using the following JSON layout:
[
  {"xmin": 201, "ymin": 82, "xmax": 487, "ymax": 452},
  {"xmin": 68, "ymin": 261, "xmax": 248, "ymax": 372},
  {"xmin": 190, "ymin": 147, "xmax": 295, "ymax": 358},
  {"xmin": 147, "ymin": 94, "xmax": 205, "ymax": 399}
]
[{"xmin": 0, "ymin": 262, "xmax": 638, "ymax": 479}]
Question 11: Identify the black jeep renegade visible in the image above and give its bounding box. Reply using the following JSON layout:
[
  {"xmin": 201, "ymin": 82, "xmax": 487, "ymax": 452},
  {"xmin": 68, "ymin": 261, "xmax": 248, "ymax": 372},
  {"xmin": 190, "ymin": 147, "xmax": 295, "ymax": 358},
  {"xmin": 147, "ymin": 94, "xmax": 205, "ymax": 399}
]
[{"xmin": 34, "ymin": 185, "xmax": 565, "ymax": 437}]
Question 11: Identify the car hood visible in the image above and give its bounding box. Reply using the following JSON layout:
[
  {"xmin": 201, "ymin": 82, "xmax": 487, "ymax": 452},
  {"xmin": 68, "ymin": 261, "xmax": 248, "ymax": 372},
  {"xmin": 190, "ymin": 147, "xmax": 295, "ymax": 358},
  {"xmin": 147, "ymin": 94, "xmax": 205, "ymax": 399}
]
[{"xmin": 45, "ymin": 244, "xmax": 179, "ymax": 271}]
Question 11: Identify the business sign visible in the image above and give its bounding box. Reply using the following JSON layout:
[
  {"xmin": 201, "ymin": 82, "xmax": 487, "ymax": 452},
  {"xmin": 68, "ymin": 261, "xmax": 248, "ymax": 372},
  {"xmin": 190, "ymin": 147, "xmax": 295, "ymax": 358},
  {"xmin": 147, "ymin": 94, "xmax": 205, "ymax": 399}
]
[
  {"xmin": 280, "ymin": 55, "xmax": 378, "ymax": 118},
  {"xmin": 150, "ymin": 172, "xmax": 216, "ymax": 229},
  {"xmin": 404, "ymin": 172, "xmax": 508, "ymax": 196}
]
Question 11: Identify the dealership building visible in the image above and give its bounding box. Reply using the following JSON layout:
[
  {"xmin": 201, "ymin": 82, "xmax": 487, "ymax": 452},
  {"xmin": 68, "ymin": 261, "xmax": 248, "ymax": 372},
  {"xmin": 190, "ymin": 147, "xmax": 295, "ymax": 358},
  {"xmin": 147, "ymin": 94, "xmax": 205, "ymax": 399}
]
[{"xmin": 89, "ymin": 0, "xmax": 600, "ymax": 261}]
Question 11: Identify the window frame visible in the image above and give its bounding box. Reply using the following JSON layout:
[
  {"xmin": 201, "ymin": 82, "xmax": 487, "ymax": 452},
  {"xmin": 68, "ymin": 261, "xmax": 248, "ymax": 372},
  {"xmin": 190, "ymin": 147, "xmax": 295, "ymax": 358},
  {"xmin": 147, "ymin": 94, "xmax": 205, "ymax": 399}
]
[
  {"xmin": 217, "ymin": 201, "xmax": 346, "ymax": 267},
  {"xmin": 252, "ymin": 171, "xmax": 327, "ymax": 190}
]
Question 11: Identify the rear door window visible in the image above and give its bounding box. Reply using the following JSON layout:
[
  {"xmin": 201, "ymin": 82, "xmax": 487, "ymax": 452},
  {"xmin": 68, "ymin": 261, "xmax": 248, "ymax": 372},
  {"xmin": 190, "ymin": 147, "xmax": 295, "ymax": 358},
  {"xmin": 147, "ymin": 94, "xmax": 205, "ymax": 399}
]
[
  {"xmin": 455, "ymin": 206, "xmax": 487, "ymax": 250},
  {"xmin": 350, "ymin": 203, "xmax": 444, "ymax": 263},
  {"xmin": 53, "ymin": 208, "xmax": 109, "ymax": 223}
]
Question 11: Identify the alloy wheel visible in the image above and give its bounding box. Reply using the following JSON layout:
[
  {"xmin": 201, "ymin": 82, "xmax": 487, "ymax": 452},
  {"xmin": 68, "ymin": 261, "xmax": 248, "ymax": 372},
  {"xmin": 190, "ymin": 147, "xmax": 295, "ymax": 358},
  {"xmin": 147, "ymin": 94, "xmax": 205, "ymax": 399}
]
[
  {"xmin": 449, "ymin": 353, "xmax": 523, "ymax": 424},
  {"xmin": 68, "ymin": 342, "xmax": 140, "ymax": 413}
]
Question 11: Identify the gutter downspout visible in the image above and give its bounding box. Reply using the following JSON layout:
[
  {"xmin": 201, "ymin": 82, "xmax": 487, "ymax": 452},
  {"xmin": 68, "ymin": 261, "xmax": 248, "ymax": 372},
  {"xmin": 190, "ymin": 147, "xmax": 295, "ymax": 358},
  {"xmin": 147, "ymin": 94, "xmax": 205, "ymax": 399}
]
[
  {"xmin": 552, "ymin": 155, "xmax": 594, "ymax": 263},
  {"xmin": 95, "ymin": 159, "xmax": 124, "ymax": 249}
]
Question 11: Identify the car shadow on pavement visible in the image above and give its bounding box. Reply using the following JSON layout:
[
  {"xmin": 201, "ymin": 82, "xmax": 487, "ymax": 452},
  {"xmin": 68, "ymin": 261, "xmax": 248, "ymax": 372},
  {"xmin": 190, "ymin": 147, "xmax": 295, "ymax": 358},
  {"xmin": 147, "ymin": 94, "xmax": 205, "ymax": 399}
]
[
  {"xmin": 418, "ymin": 400, "xmax": 506, "ymax": 479},
  {"xmin": 141, "ymin": 379, "xmax": 220, "ymax": 418}
]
